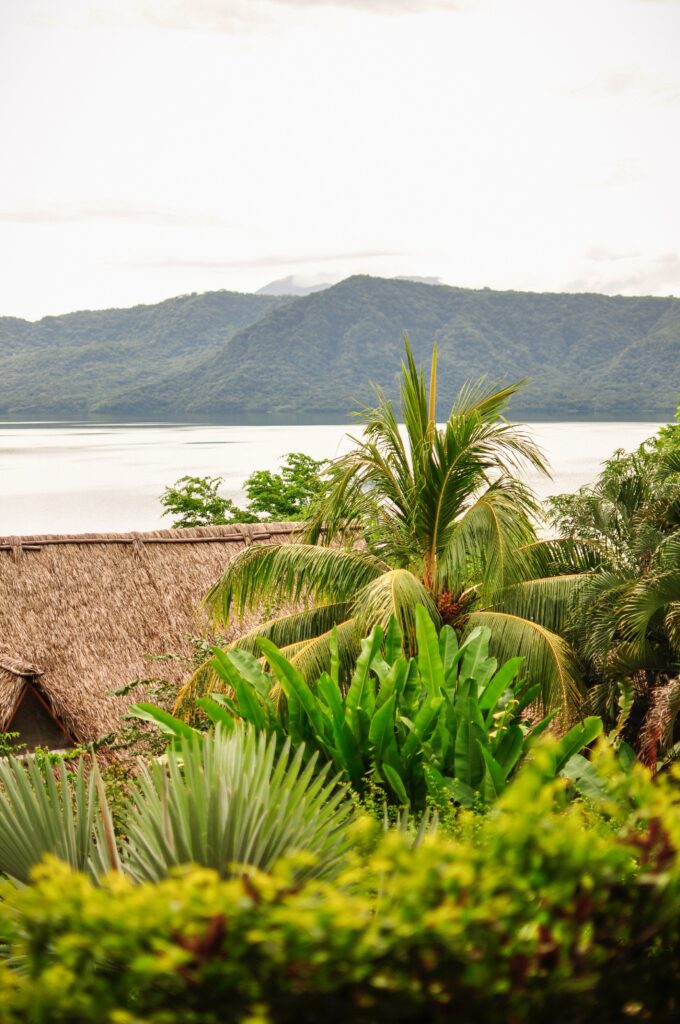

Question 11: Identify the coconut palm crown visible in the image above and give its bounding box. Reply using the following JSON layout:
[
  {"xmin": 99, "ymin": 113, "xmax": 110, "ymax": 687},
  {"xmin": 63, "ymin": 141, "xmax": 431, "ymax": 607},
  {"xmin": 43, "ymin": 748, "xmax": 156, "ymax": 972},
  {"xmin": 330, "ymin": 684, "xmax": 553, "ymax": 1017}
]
[{"xmin": 192, "ymin": 342, "xmax": 590, "ymax": 714}]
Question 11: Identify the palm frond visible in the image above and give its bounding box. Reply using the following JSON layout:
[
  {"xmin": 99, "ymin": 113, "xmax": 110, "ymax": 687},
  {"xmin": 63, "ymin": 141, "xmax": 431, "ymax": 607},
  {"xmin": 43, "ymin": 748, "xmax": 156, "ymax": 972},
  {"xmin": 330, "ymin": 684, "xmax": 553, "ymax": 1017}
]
[
  {"xmin": 659, "ymin": 447, "xmax": 680, "ymax": 479},
  {"xmin": 278, "ymin": 617, "xmax": 362, "ymax": 682},
  {"xmin": 489, "ymin": 574, "xmax": 589, "ymax": 635},
  {"xmin": 205, "ymin": 543, "xmax": 388, "ymax": 624},
  {"xmin": 174, "ymin": 603, "xmax": 353, "ymax": 714},
  {"xmin": 351, "ymin": 569, "xmax": 439, "ymax": 641},
  {"xmin": 665, "ymin": 602, "xmax": 680, "ymax": 654},
  {"xmin": 229, "ymin": 602, "xmax": 353, "ymax": 656},
  {"xmin": 619, "ymin": 571, "xmax": 680, "ymax": 650},
  {"xmin": 512, "ymin": 538, "xmax": 603, "ymax": 578},
  {"xmin": 440, "ymin": 477, "xmax": 538, "ymax": 591},
  {"xmin": 570, "ymin": 567, "xmax": 636, "ymax": 668},
  {"xmin": 468, "ymin": 609, "xmax": 582, "ymax": 713},
  {"xmin": 451, "ymin": 376, "xmax": 527, "ymax": 422},
  {"xmin": 654, "ymin": 531, "xmax": 680, "ymax": 571}
]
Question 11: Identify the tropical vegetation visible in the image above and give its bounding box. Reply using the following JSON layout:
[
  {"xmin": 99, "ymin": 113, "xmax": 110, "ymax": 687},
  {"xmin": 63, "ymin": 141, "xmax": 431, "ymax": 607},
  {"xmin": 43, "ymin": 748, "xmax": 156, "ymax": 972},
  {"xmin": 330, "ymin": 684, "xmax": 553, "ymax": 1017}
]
[
  {"xmin": 0, "ymin": 743, "xmax": 679, "ymax": 1023},
  {"xmin": 198, "ymin": 342, "xmax": 592, "ymax": 713},
  {"xmin": 143, "ymin": 610, "xmax": 600, "ymax": 810},
  {"xmin": 549, "ymin": 414, "xmax": 680, "ymax": 766},
  {"xmin": 0, "ymin": 346, "xmax": 678, "ymax": 1021}
]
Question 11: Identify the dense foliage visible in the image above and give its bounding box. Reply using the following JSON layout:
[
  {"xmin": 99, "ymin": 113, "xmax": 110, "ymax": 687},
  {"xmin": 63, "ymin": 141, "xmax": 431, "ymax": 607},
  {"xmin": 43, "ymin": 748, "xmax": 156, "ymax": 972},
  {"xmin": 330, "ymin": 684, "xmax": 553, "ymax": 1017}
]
[
  {"xmin": 549, "ymin": 414, "xmax": 680, "ymax": 765},
  {"xmin": 160, "ymin": 475, "xmax": 257, "ymax": 527},
  {"xmin": 202, "ymin": 343, "xmax": 589, "ymax": 708},
  {"xmin": 0, "ymin": 288, "xmax": 283, "ymax": 417},
  {"xmin": 244, "ymin": 452, "xmax": 326, "ymax": 520},
  {"xmin": 1, "ymin": 276, "xmax": 677, "ymax": 418},
  {"xmin": 154, "ymin": 610, "xmax": 600, "ymax": 810},
  {"xmin": 0, "ymin": 745, "xmax": 678, "ymax": 1023}
]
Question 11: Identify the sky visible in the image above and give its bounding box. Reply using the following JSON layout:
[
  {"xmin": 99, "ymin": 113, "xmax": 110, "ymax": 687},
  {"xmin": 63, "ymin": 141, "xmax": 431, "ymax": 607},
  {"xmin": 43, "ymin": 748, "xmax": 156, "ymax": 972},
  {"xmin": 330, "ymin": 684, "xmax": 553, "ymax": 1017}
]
[{"xmin": 1, "ymin": 0, "xmax": 679, "ymax": 320}]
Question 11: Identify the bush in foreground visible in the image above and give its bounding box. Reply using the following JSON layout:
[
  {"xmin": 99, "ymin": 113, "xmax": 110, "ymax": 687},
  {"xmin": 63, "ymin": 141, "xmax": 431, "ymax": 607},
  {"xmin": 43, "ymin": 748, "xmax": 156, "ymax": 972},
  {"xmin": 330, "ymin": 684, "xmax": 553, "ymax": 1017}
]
[{"xmin": 1, "ymin": 745, "xmax": 679, "ymax": 1023}]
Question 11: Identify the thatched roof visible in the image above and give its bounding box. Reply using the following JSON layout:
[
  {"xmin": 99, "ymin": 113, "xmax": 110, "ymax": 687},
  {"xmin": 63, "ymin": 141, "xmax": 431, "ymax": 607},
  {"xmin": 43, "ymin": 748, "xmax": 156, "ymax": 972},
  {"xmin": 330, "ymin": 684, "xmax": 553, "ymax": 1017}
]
[{"xmin": 0, "ymin": 524, "xmax": 297, "ymax": 744}]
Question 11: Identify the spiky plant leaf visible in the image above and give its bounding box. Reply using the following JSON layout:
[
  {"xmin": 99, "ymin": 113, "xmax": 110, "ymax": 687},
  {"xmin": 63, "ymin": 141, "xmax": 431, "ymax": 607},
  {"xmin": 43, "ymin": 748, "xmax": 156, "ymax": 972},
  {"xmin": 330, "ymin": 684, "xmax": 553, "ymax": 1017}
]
[
  {"xmin": 0, "ymin": 756, "xmax": 120, "ymax": 885},
  {"xmin": 124, "ymin": 726, "xmax": 352, "ymax": 883}
]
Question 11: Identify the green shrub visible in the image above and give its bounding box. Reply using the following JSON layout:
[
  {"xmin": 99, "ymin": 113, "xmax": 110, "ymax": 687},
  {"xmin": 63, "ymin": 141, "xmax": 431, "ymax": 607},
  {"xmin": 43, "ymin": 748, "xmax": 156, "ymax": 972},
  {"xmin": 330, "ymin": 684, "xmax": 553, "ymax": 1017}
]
[
  {"xmin": 0, "ymin": 727, "xmax": 352, "ymax": 886},
  {"xmin": 135, "ymin": 608, "xmax": 601, "ymax": 810},
  {"xmin": 0, "ymin": 744, "xmax": 678, "ymax": 1023},
  {"xmin": 124, "ymin": 726, "xmax": 353, "ymax": 882}
]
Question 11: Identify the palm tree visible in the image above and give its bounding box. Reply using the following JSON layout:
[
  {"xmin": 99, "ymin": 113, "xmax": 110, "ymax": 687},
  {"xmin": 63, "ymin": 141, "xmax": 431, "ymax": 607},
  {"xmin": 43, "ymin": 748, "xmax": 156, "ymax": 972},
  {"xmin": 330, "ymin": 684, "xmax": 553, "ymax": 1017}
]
[
  {"xmin": 182, "ymin": 343, "xmax": 590, "ymax": 715},
  {"xmin": 549, "ymin": 440, "xmax": 680, "ymax": 765}
]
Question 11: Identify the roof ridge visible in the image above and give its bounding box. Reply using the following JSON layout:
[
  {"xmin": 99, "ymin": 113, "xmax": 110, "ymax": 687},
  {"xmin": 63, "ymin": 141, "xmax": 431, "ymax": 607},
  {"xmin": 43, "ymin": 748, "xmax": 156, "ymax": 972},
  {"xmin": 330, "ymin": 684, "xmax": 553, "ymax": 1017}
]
[{"xmin": 0, "ymin": 522, "xmax": 300, "ymax": 546}]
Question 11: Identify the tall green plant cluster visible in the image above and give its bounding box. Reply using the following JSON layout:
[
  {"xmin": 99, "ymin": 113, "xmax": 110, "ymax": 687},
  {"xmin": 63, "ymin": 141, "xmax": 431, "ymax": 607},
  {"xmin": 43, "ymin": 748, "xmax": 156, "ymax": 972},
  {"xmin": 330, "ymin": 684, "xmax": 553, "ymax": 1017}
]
[
  {"xmin": 138, "ymin": 609, "xmax": 600, "ymax": 811},
  {"xmin": 549, "ymin": 422, "xmax": 680, "ymax": 765}
]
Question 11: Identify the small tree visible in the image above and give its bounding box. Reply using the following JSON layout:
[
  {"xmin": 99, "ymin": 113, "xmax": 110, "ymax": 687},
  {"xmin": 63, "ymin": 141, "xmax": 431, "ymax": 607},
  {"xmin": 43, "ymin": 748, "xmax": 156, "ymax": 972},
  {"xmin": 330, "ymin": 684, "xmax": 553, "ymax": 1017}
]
[
  {"xmin": 244, "ymin": 452, "xmax": 326, "ymax": 520},
  {"xmin": 160, "ymin": 454, "xmax": 326, "ymax": 528},
  {"xmin": 160, "ymin": 476, "xmax": 256, "ymax": 529}
]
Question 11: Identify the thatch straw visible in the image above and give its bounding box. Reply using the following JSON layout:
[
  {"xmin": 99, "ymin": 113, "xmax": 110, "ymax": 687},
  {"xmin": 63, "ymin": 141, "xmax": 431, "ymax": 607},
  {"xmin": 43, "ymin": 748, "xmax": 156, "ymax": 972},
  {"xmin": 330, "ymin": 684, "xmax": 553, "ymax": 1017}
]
[{"xmin": 0, "ymin": 524, "xmax": 298, "ymax": 742}]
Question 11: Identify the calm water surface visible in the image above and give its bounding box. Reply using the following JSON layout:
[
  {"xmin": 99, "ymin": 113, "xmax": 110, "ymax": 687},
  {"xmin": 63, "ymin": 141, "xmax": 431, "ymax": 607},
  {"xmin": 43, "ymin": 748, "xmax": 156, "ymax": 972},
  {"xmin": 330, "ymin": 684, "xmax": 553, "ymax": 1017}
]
[{"xmin": 0, "ymin": 421, "xmax": 664, "ymax": 536}]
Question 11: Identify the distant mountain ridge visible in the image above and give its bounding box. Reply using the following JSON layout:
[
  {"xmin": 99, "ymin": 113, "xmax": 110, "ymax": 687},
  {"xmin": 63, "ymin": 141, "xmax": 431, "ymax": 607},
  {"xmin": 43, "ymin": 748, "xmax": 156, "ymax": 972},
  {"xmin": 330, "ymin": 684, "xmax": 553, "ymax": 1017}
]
[
  {"xmin": 256, "ymin": 276, "xmax": 333, "ymax": 297},
  {"xmin": 1, "ymin": 276, "xmax": 678, "ymax": 419},
  {"xmin": 0, "ymin": 290, "xmax": 284, "ymax": 417}
]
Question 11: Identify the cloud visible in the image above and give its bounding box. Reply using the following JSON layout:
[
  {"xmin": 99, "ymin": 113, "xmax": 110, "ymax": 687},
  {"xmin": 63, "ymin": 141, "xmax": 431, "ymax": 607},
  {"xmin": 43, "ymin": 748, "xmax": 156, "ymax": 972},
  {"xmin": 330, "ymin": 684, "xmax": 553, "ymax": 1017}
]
[
  {"xmin": 585, "ymin": 246, "xmax": 641, "ymax": 263},
  {"xmin": 0, "ymin": 203, "xmax": 237, "ymax": 227},
  {"xmin": 128, "ymin": 248, "xmax": 403, "ymax": 269},
  {"xmin": 18, "ymin": 0, "xmax": 466, "ymax": 34},
  {"xmin": 568, "ymin": 252, "xmax": 680, "ymax": 296},
  {"xmin": 565, "ymin": 66, "xmax": 680, "ymax": 105}
]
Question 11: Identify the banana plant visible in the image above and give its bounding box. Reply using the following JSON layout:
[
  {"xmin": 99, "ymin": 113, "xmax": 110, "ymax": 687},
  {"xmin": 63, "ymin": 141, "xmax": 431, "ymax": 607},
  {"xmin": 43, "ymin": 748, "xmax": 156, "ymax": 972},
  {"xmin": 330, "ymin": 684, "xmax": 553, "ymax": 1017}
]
[{"xmin": 134, "ymin": 606, "xmax": 602, "ymax": 809}]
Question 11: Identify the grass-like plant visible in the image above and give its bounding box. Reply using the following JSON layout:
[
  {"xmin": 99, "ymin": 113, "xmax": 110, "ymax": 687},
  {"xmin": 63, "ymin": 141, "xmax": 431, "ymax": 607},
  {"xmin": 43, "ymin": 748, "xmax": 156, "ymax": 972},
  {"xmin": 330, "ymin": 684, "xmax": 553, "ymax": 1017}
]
[{"xmin": 0, "ymin": 728, "xmax": 352, "ymax": 886}]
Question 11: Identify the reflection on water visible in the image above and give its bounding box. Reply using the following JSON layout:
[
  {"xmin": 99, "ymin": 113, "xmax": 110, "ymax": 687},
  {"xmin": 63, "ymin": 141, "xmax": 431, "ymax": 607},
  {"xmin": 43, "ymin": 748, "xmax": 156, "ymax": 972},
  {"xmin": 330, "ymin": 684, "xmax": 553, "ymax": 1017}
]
[{"xmin": 0, "ymin": 420, "xmax": 664, "ymax": 536}]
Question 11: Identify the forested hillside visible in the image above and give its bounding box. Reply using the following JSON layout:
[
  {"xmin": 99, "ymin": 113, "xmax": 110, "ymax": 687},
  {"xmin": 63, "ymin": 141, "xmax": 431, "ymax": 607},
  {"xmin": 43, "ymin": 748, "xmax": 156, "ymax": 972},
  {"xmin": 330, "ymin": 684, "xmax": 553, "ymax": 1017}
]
[
  {"xmin": 0, "ymin": 290, "xmax": 284, "ymax": 417},
  {"xmin": 1, "ymin": 276, "xmax": 677, "ymax": 418}
]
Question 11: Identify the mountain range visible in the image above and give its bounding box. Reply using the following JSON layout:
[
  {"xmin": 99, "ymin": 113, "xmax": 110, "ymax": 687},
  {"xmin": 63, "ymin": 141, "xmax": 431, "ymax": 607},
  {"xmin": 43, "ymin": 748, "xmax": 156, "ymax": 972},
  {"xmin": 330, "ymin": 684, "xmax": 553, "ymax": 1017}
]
[{"xmin": 1, "ymin": 276, "xmax": 678, "ymax": 420}]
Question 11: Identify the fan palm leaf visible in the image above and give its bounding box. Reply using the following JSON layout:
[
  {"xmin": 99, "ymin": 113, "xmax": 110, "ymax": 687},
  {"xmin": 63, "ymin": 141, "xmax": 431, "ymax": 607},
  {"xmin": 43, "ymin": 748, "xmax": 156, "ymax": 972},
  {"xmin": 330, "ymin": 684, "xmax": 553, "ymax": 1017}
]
[{"xmin": 619, "ymin": 572, "xmax": 680, "ymax": 658}]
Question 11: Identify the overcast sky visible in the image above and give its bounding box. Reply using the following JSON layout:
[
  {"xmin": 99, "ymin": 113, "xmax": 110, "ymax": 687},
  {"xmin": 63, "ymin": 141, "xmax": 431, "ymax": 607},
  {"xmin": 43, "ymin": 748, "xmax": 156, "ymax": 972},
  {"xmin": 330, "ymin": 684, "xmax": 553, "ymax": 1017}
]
[{"xmin": 1, "ymin": 0, "xmax": 679, "ymax": 320}]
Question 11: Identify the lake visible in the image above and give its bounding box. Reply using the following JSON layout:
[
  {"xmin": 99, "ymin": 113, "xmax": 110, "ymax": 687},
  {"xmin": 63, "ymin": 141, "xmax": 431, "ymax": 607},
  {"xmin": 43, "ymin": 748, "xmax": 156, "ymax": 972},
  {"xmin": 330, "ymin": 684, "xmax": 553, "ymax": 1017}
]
[{"xmin": 0, "ymin": 421, "xmax": 664, "ymax": 536}]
